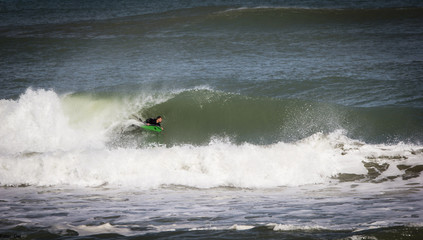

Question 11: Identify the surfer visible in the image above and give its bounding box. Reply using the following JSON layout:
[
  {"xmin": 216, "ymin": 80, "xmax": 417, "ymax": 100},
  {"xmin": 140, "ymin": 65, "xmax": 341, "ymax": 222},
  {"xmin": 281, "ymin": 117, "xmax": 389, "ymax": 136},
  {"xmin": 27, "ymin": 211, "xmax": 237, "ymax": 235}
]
[{"xmin": 145, "ymin": 116, "xmax": 163, "ymax": 130}]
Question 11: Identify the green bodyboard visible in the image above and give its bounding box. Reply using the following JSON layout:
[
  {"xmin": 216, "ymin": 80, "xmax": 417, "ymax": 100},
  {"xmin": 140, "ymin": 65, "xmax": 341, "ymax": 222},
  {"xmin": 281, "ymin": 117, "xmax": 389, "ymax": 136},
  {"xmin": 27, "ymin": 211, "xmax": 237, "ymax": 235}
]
[{"xmin": 141, "ymin": 125, "xmax": 162, "ymax": 132}]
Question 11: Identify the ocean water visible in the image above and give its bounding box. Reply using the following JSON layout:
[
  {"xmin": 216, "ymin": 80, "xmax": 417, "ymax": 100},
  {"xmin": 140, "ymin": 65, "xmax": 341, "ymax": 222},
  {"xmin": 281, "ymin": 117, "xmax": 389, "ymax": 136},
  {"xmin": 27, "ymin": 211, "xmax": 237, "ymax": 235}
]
[{"xmin": 1, "ymin": 0, "xmax": 423, "ymax": 239}]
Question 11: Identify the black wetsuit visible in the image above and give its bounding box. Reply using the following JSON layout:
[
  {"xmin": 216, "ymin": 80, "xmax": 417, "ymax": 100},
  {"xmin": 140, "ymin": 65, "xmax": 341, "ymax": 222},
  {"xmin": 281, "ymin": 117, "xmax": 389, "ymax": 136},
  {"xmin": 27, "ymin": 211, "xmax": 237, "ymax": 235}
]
[{"xmin": 145, "ymin": 118, "xmax": 161, "ymax": 127}]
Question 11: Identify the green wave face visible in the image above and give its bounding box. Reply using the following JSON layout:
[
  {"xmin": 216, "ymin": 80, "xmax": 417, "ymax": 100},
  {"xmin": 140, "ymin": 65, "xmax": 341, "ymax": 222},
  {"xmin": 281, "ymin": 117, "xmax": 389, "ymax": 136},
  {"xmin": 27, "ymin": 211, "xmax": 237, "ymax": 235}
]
[{"xmin": 135, "ymin": 89, "xmax": 423, "ymax": 146}]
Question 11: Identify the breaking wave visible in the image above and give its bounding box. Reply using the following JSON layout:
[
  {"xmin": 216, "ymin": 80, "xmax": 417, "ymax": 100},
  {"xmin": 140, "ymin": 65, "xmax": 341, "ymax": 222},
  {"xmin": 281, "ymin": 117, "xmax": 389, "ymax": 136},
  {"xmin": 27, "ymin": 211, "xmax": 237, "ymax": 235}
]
[{"xmin": 0, "ymin": 88, "xmax": 422, "ymax": 188}]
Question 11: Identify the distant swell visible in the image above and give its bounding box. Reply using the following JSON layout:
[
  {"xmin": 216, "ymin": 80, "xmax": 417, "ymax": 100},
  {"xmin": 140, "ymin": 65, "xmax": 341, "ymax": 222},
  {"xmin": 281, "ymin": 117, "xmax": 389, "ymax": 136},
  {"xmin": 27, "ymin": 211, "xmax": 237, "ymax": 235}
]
[{"xmin": 3, "ymin": 6, "xmax": 423, "ymax": 38}]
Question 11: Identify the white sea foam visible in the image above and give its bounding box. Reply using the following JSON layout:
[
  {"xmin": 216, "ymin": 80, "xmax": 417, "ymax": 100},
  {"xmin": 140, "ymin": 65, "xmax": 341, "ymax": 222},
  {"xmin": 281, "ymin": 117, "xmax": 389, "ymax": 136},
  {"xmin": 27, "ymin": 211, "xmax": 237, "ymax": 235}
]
[
  {"xmin": 229, "ymin": 224, "xmax": 255, "ymax": 230},
  {"xmin": 269, "ymin": 223, "xmax": 326, "ymax": 231},
  {"xmin": 0, "ymin": 88, "xmax": 93, "ymax": 153},
  {"xmin": 51, "ymin": 223, "xmax": 133, "ymax": 236},
  {"xmin": 1, "ymin": 130, "xmax": 421, "ymax": 188}
]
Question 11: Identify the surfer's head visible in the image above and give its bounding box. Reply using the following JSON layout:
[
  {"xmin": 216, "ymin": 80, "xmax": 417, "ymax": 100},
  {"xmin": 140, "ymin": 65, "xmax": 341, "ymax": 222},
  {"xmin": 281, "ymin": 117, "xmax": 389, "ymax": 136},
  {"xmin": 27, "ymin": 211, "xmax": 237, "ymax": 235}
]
[{"xmin": 156, "ymin": 116, "xmax": 162, "ymax": 123}]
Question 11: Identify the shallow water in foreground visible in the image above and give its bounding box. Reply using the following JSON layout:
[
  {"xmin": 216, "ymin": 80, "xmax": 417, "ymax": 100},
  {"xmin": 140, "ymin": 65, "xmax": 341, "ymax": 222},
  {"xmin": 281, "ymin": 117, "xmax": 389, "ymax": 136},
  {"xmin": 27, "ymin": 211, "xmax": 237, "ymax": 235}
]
[{"xmin": 1, "ymin": 183, "xmax": 422, "ymax": 240}]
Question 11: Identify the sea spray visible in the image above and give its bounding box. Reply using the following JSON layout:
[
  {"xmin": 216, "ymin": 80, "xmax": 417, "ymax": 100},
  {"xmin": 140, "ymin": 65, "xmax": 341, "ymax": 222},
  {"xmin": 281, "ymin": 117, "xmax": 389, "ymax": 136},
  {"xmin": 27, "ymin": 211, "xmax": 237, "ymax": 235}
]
[
  {"xmin": 0, "ymin": 89, "xmax": 110, "ymax": 153},
  {"xmin": 0, "ymin": 88, "xmax": 175, "ymax": 154}
]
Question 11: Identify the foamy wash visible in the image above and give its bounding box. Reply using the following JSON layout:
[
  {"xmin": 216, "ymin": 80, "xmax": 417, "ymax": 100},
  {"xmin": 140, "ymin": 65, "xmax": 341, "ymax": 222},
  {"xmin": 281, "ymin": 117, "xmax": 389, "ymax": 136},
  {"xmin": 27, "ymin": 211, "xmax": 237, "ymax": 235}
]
[{"xmin": 1, "ymin": 0, "xmax": 423, "ymax": 239}]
